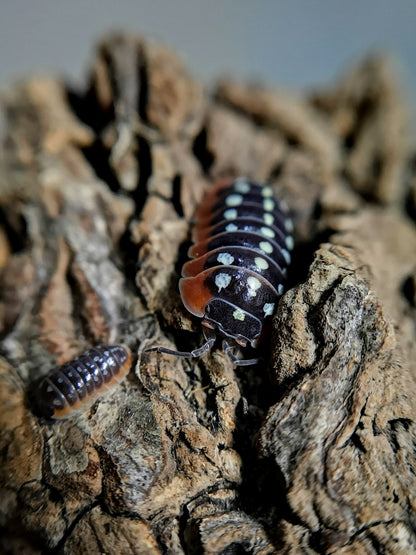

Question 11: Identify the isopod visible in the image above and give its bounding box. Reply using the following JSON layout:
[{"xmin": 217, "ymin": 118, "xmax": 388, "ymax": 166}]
[
  {"xmin": 35, "ymin": 344, "xmax": 132, "ymax": 419},
  {"xmin": 153, "ymin": 177, "xmax": 293, "ymax": 365}
]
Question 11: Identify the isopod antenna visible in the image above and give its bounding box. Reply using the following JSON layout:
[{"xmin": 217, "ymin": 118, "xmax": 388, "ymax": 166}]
[{"xmin": 149, "ymin": 327, "xmax": 216, "ymax": 359}]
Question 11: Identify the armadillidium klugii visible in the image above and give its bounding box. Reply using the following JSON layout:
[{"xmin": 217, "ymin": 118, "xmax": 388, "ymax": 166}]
[
  {"xmin": 35, "ymin": 344, "xmax": 132, "ymax": 419},
  {"xmin": 154, "ymin": 177, "xmax": 293, "ymax": 365}
]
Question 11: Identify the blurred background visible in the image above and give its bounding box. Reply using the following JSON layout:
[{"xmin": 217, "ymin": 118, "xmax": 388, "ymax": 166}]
[{"xmin": 1, "ymin": 0, "xmax": 416, "ymax": 103}]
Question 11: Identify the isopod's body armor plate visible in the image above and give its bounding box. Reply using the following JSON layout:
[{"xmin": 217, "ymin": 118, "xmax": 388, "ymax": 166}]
[{"xmin": 179, "ymin": 178, "xmax": 293, "ymax": 348}]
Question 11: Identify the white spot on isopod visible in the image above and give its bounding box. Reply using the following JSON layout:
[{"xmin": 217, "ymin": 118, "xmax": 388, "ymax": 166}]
[
  {"xmin": 217, "ymin": 252, "xmax": 234, "ymax": 266},
  {"xmin": 233, "ymin": 309, "xmax": 245, "ymax": 321},
  {"xmin": 280, "ymin": 200, "xmax": 289, "ymax": 212},
  {"xmin": 282, "ymin": 249, "xmax": 291, "ymax": 264},
  {"xmin": 247, "ymin": 276, "xmax": 261, "ymax": 296},
  {"xmin": 284, "ymin": 218, "xmax": 293, "ymax": 233},
  {"xmin": 254, "ymin": 257, "xmax": 269, "ymax": 270},
  {"xmin": 225, "ymin": 194, "xmax": 243, "ymax": 207},
  {"xmin": 261, "ymin": 226, "xmax": 275, "ymax": 239},
  {"xmin": 278, "ymin": 283, "xmax": 284, "ymax": 295},
  {"xmin": 259, "ymin": 241, "xmax": 273, "ymax": 254},
  {"xmin": 263, "ymin": 198, "xmax": 275, "ymax": 212},
  {"xmin": 215, "ymin": 273, "xmax": 232, "ymax": 291},
  {"xmin": 263, "ymin": 213, "xmax": 274, "ymax": 226},
  {"xmin": 234, "ymin": 180, "xmax": 251, "ymax": 194},
  {"xmin": 225, "ymin": 223, "xmax": 238, "ymax": 232},
  {"xmin": 223, "ymin": 208, "xmax": 237, "ymax": 220},
  {"xmin": 285, "ymin": 236, "xmax": 294, "ymax": 250},
  {"xmin": 263, "ymin": 303, "xmax": 275, "ymax": 316},
  {"xmin": 261, "ymin": 186, "xmax": 273, "ymax": 197}
]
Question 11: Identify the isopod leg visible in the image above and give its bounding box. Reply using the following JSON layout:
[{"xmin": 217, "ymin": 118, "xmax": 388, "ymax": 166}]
[{"xmin": 222, "ymin": 340, "xmax": 260, "ymax": 366}]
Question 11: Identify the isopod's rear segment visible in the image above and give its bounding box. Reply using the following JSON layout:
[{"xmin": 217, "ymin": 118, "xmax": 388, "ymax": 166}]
[
  {"xmin": 179, "ymin": 177, "xmax": 294, "ymax": 353},
  {"xmin": 36, "ymin": 345, "xmax": 132, "ymax": 419}
]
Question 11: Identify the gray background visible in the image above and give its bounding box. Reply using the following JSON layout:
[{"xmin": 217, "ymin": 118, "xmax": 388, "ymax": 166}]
[{"xmin": 1, "ymin": 1, "xmax": 416, "ymax": 105}]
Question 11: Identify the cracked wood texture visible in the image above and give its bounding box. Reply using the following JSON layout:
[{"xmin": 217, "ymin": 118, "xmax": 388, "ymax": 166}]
[{"xmin": 0, "ymin": 33, "xmax": 416, "ymax": 554}]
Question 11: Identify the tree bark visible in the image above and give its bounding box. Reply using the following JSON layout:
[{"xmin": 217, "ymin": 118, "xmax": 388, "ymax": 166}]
[{"xmin": 0, "ymin": 33, "xmax": 416, "ymax": 554}]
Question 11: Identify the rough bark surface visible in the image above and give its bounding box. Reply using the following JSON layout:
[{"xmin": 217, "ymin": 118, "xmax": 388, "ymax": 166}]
[{"xmin": 0, "ymin": 33, "xmax": 416, "ymax": 554}]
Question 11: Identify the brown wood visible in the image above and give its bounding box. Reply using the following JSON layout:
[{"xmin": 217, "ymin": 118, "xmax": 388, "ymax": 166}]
[{"xmin": 0, "ymin": 33, "xmax": 415, "ymax": 554}]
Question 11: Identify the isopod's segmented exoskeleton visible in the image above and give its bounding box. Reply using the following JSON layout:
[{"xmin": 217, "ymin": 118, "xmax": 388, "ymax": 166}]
[
  {"xmin": 36, "ymin": 345, "xmax": 132, "ymax": 419},
  {"xmin": 152, "ymin": 177, "xmax": 294, "ymax": 365}
]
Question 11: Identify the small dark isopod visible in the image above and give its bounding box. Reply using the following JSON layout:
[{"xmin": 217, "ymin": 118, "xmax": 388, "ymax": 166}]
[
  {"xmin": 153, "ymin": 177, "xmax": 293, "ymax": 365},
  {"xmin": 36, "ymin": 344, "xmax": 132, "ymax": 419}
]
